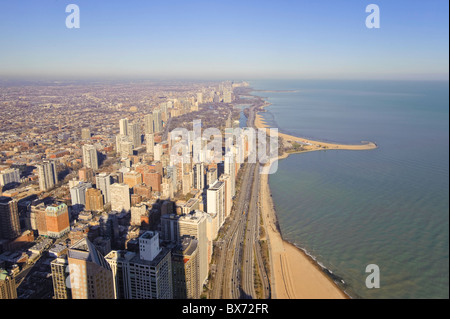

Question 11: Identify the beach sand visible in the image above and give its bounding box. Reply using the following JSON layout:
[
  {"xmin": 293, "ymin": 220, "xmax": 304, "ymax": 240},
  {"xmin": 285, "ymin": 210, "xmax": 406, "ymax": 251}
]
[{"xmin": 255, "ymin": 108, "xmax": 377, "ymax": 299}]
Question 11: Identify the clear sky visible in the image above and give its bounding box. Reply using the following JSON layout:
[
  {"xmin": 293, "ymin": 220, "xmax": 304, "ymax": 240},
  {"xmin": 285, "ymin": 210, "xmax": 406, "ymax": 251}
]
[{"xmin": 0, "ymin": 0, "xmax": 448, "ymax": 80}]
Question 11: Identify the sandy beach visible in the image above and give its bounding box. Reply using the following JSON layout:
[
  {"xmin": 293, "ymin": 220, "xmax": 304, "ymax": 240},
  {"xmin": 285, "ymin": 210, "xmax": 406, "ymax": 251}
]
[{"xmin": 256, "ymin": 106, "xmax": 377, "ymax": 299}]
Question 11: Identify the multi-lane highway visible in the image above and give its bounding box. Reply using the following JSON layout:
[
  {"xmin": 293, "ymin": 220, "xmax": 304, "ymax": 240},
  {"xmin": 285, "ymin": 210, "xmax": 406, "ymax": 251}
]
[{"xmin": 209, "ymin": 103, "xmax": 270, "ymax": 299}]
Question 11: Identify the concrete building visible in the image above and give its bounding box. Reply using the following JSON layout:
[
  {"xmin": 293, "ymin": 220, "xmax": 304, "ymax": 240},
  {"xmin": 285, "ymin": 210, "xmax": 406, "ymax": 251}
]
[
  {"xmin": 178, "ymin": 210, "xmax": 208, "ymax": 288},
  {"xmin": 207, "ymin": 180, "xmax": 225, "ymax": 229},
  {"xmin": 82, "ymin": 144, "xmax": 99, "ymax": 170},
  {"xmin": 96, "ymin": 173, "xmax": 112, "ymax": 204},
  {"xmin": 109, "ymin": 183, "xmax": 130, "ymax": 213},
  {"xmin": 105, "ymin": 231, "xmax": 172, "ymax": 299},
  {"xmin": 85, "ymin": 188, "xmax": 104, "ymax": 212},
  {"xmin": 37, "ymin": 160, "xmax": 58, "ymax": 192},
  {"xmin": 67, "ymin": 238, "xmax": 115, "ymax": 299},
  {"xmin": 0, "ymin": 269, "xmax": 17, "ymax": 299},
  {"xmin": 51, "ymin": 256, "xmax": 71, "ymax": 299},
  {"xmin": 172, "ymin": 236, "xmax": 200, "ymax": 299},
  {"xmin": 0, "ymin": 196, "xmax": 20, "ymax": 240},
  {"xmin": 70, "ymin": 182, "xmax": 92, "ymax": 212},
  {"xmin": 0, "ymin": 168, "xmax": 20, "ymax": 187}
]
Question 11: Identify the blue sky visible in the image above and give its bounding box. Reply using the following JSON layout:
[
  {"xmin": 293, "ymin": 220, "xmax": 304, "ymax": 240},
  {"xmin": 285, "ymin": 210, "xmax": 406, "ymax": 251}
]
[{"xmin": 0, "ymin": 0, "xmax": 448, "ymax": 80}]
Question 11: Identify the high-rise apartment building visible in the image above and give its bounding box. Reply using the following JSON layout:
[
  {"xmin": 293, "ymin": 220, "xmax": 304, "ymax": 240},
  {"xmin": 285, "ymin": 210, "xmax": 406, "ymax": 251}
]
[
  {"xmin": 109, "ymin": 183, "xmax": 130, "ymax": 213},
  {"xmin": 119, "ymin": 118, "xmax": 129, "ymax": 136},
  {"xmin": 70, "ymin": 182, "xmax": 92, "ymax": 212},
  {"xmin": 145, "ymin": 133, "xmax": 154, "ymax": 154},
  {"xmin": 127, "ymin": 122, "xmax": 141, "ymax": 148},
  {"xmin": 178, "ymin": 210, "xmax": 208, "ymax": 288},
  {"xmin": 207, "ymin": 180, "xmax": 225, "ymax": 229},
  {"xmin": 82, "ymin": 144, "xmax": 98, "ymax": 170},
  {"xmin": 96, "ymin": 173, "xmax": 112, "ymax": 204},
  {"xmin": 0, "ymin": 196, "xmax": 20, "ymax": 240},
  {"xmin": 0, "ymin": 168, "xmax": 20, "ymax": 187},
  {"xmin": 153, "ymin": 109, "xmax": 162, "ymax": 133},
  {"xmin": 144, "ymin": 114, "xmax": 154, "ymax": 134},
  {"xmin": 37, "ymin": 160, "xmax": 58, "ymax": 192},
  {"xmin": 85, "ymin": 188, "xmax": 104, "ymax": 212}
]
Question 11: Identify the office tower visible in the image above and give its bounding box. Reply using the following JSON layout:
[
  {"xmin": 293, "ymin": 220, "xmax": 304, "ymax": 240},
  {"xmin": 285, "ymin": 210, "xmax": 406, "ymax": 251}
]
[
  {"xmin": 207, "ymin": 180, "xmax": 225, "ymax": 229},
  {"xmin": 96, "ymin": 173, "xmax": 112, "ymax": 204},
  {"xmin": 81, "ymin": 128, "xmax": 91, "ymax": 140},
  {"xmin": 123, "ymin": 171, "xmax": 142, "ymax": 189},
  {"xmin": 105, "ymin": 231, "xmax": 172, "ymax": 299},
  {"xmin": 85, "ymin": 188, "xmax": 104, "ymax": 212},
  {"xmin": 67, "ymin": 238, "xmax": 115, "ymax": 299},
  {"xmin": 109, "ymin": 183, "xmax": 130, "ymax": 212},
  {"xmin": 197, "ymin": 92, "xmax": 203, "ymax": 104},
  {"xmin": 193, "ymin": 163, "xmax": 204, "ymax": 191},
  {"xmin": 127, "ymin": 122, "xmax": 141, "ymax": 148},
  {"xmin": 145, "ymin": 133, "xmax": 154, "ymax": 154},
  {"xmin": 0, "ymin": 197, "xmax": 20, "ymax": 240},
  {"xmin": 206, "ymin": 167, "xmax": 217, "ymax": 188},
  {"xmin": 51, "ymin": 256, "xmax": 71, "ymax": 299},
  {"xmin": 45, "ymin": 202, "xmax": 70, "ymax": 238},
  {"xmin": 37, "ymin": 160, "xmax": 58, "ymax": 192},
  {"xmin": 0, "ymin": 168, "xmax": 20, "ymax": 186},
  {"xmin": 178, "ymin": 210, "xmax": 208, "ymax": 288},
  {"xmin": 144, "ymin": 114, "xmax": 154, "ymax": 134},
  {"xmin": 172, "ymin": 236, "xmax": 200, "ymax": 299},
  {"xmin": 153, "ymin": 109, "xmax": 162, "ymax": 133},
  {"xmin": 0, "ymin": 269, "xmax": 17, "ymax": 299},
  {"xmin": 119, "ymin": 118, "xmax": 129, "ymax": 136},
  {"xmin": 70, "ymin": 182, "xmax": 92, "ymax": 212},
  {"xmin": 82, "ymin": 144, "xmax": 99, "ymax": 171}
]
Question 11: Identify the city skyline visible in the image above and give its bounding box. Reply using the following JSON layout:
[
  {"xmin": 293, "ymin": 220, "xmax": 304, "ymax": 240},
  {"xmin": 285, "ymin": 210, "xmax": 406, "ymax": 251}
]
[{"xmin": 0, "ymin": 0, "xmax": 448, "ymax": 80}]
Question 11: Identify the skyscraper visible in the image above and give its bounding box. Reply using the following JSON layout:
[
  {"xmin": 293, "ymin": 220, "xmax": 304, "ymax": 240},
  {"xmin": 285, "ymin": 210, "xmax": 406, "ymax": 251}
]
[
  {"xmin": 96, "ymin": 173, "xmax": 112, "ymax": 204},
  {"xmin": 37, "ymin": 160, "xmax": 58, "ymax": 192},
  {"xmin": 70, "ymin": 182, "xmax": 92, "ymax": 212},
  {"xmin": 105, "ymin": 231, "xmax": 173, "ymax": 299},
  {"xmin": 207, "ymin": 180, "xmax": 225, "ymax": 229},
  {"xmin": 81, "ymin": 128, "xmax": 91, "ymax": 140},
  {"xmin": 144, "ymin": 113, "xmax": 154, "ymax": 134},
  {"xmin": 45, "ymin": 202, "xmax": 70, "ymax": 238},
  {"xmin": 119, "ymin": 118, "xmax": 129, "ymax": 136},
  {"xmin": 85, "ymin": 188, "xmax": 104, "ymax": 212},
  {"xmin": 172, "ymin": 236, "xmax": 200, "ymax": 299},
  {"xmin": 178, "ymin": 210, "xmax": 208, "ymax": 288},
  {"xmin": 51, "ymin": 256, "xmax": 71, "ymax": 299},
  {"xmin": 67, "ymin": 238, "xmax": 115, "ymax": 299},
  {"xmin": 0, "ymin": 196, "xmax": 20, "ymax": 240},
  {"xmin": 145, "ymin": 133, "xmax": 154, "ymax": 154},
  {"xmin": 127, "ymin": 122, "xmax": 141, "ymax": 148},
  {"xmin": 193, "ymin": 163, "xmax": 205, "ymax": 191},
  {"xmin": 109, "ymin": 183, "xmax": 130, "ymax": 213},
  {"xmin": 153, "ymin": 109, "xmax": 162, "ymax": 133},
  {"xmin": 82, "ymin": 144, "xmax": 99, "ymax": 170}
]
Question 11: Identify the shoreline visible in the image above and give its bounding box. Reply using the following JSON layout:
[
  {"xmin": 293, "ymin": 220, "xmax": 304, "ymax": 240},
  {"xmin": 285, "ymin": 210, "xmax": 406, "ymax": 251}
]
[{"xmin": 255, "ymin": 102, "xmax": 377, "ymax": 299}]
